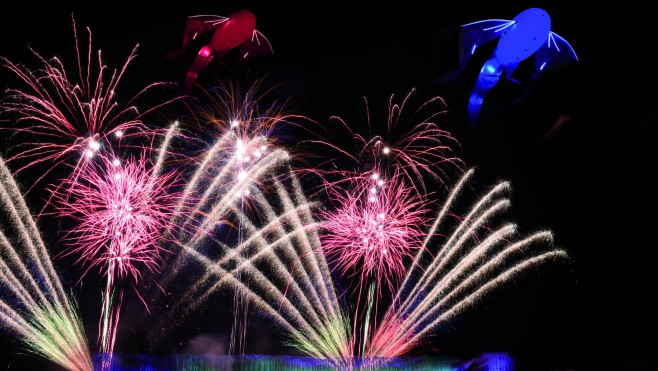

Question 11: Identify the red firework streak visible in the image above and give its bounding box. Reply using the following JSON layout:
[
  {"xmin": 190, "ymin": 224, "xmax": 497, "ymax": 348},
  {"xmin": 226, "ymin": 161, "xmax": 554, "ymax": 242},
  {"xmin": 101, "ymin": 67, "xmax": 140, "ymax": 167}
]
[{"xmin": 166, "ymin": 10, "xmax": 273, "ymax": 93}]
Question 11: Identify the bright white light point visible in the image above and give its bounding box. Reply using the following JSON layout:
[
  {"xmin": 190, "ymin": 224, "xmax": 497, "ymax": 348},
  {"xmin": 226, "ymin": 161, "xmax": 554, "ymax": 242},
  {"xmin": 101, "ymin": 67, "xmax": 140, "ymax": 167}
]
[
  {"xmin": 254, "ymin": 151, "xmax": 261, "ymax": 158},
  {"xmin": 382, "ymin": 249, "xmax": 387, "ymax": 255},
  {"xmin": 238, "ymin": 171, "xmax": 248, "ymax": 180},
  {"xmin": 85, "ymin": 150, "xmax": 94, "ymax": 158},
  {"xmin": 260, "ymin": 145, "xmax": 266, "ymax": 151},
  {"xmin": 370, "ymin": 188, "xmax": 377, "ymax": 194},
  {"xmin": 114, "ymin": 130, "xmax": 123, "ymax": 138},
  {"xmin": 383, "ymin": 147, "xmax": 390, "ymax": 154},
  {"xmin": 377, "ymin": 179, "xmax": 384, "ymax": 187},
  {"xmin": 112, "ymin": 159, "xmax": 121, "ymax": 166},
  {"xmin": 243, "ymin": 189, "xmax": 250, "ymax": 196},
  {"xmin": 371, "ymin": 173, "xmax": 379, "ymax": 180},
  {"xmin": 89, "ymin": 140, "xmax": 100, "ymax": 151},
  {"xmin": 369, "ymin": 196, "xmax": 377, "ymax": 203},
  {"xmin": 378, "ymin": 213, "xmax": 385, "ymax": 219},
  {"xmin": 243, "ymin": 156, "xmax": 250, "ymax": 163},
  {"xmin": 231, "ymin": 120, "xmax": 240, "ymax": 128},
  {"xmin": 114, "ymin": 173, "xmax": 121, "ymax": 180},
  {"xmin": 236, "ymin": 141, "xmax": 246, "ymax": 156}
]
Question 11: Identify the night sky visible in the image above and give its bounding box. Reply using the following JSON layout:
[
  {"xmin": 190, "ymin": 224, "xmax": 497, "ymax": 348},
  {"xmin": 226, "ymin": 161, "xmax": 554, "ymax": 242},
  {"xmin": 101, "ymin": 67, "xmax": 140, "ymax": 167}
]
[{"xmin": 1, "ymin": 1, "xmax": 657, "ymax": 370}]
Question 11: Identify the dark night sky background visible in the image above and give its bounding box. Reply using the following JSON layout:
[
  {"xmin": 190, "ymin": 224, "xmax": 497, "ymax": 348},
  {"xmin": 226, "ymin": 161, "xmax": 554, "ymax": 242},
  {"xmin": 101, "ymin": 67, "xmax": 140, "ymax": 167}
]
[{"xmin": 1, "ymin": 1, "xmax": 657, "ymax": 370}]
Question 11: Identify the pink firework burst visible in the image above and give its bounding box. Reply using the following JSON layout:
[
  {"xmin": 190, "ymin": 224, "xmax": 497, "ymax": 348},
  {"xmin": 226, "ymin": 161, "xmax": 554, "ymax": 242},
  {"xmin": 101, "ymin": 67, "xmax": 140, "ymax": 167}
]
[
  {"xmin": 53, "ymin": 150, "xmax": 181, "ymax": 282},
  {"xmin": 319, "ymin": 170, "xmax": 431, "ymax": 294},
  {"xmin": 298, "ymin": 88, "xmax": 465, "ymax": 195},
  {"xmin": 295, "ymin": 89, "xmax": 465, "ymax": 354},
  {"xmin": 0, "ymin": 15, "xmax": 181, "ymax": 192},
  {"xmin": 299, "ymin": 88, "xmax": 465, "ymax": 292},
  {"xmin": 50, "ymin": 146, "xmax": 182, "ymax": 363}
]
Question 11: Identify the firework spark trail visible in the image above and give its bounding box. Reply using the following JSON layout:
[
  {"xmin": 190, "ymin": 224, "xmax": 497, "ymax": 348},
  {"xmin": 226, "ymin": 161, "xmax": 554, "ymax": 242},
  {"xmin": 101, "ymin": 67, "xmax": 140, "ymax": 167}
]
[
  {"xmin": 180, "ymin": 224, "xmax": 324, "ymax": 337},
  {"xmin": 393, "ymin": 169, "xmax": 506, "ymax": 312},
  {"xmin": 381, "ymin": 226, "xmax": 520, "ymax": 344},
  {"xmin": 0, "ymin": 16, "xmax": 182, "ymax": 194},
  {"xmin": 366, "ymin": 170, "xmax": 569, "ymax": 358},
  {"xmin": 153, "ymin": 80, "xmax": 305, "ymax": 325},
  {"xmin": 371, "ymin": 177, "xmax": 510, "ymax": 353},
  {"xmin": 370, "ymin": 248, "xmax": 567, "ymax": 359},
  {"xmin": 154, "ymin": 129, "xmax": 234, "ymax": 265},
  {"xmin": 274, "ymin": 175, "xmax": 341, "ymax": 317},
  {"xmin": 288, "ymin": 173, "xmax": 342, "ymax": 316},
  {"xmin": 152, "ymin": 133, "xmax": 235, "ymax": 293},
  {"xmin": 175, "ymin": 237, "xmax": 352, "ymax": 365},
  {"xmin": 238, "ymin": 172, "xmax": 349, "ymax": 359},
  {"xmin": 156, "ymin": 133, "xmax": 272, "ymax": 292},
  {"xmin": 152, "ymin": 134, "xmax": 275, "ymax": 257},
  {"xmin": 160, "ymin": 147, "xmax": 338, "ymax": 331},
  {"xmin": 0, "ymin": 160, "xmax": 72, "ymax": 311},
  {"xmin": 148, "ymin": 121, "xmax": 180, "ymax": 187},
  {"xmin": 403, "ymin": 232, "xmax": 555, "ymax": 335},
  {"xmin": 152, "ymin": 136, "xmax": 351, "ymax": 362},
  {"xmin": 169, "ymin": 227, "xmax": 351, "ymax": 363},
  {"xmin": 157, "ymin": 162, "xmax": 328, "ymax": 335},
  {"xmin": 0, "ymin": 229, "xmax": 51, "ymax": 309},
  {"xmin": 395, "ymin": 191, "xmax": 512, "ymax": 315},
  {"xmin": 184, "ymin": 185, "xmax": 330, "ymax": 324},
  {"xmin": 0, "ymin": 167, "xmax": 91, "ymax": 366},
  {"xmin": 0, "ymin": 157, "xmax": 92, "ymax": 371},
  {"xmin": 193, "ymin": 173, "xmax": 341, "ymax": 320},
  {"xmin": 169, "ymin": 169, "xmax": 343, "ymax": 327},
  {"xmin": 393, "ymin": 168, "xmax": 475, "ymax": 307},
  {"xmin": 149, "ymin": 131, "xmax": 290, "ymax": 280},
  {"xmin": 184, "ymin": 146, "xmax": 290, "ymax": 248},
  {"xmin": 178, "ymin": 197, "xmax": 324, "ymax": 312}
]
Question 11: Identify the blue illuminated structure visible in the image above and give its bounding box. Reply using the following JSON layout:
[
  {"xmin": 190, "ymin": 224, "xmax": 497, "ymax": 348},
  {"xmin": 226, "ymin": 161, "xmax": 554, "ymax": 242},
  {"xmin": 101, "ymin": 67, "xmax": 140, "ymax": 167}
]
[
  {"xmin": 439, "ymin": 8, "xmax": 578, "ymax": 127},
  {"xmin": 91, "ymin": 353, "xmax": 514, "ymax": 370}
]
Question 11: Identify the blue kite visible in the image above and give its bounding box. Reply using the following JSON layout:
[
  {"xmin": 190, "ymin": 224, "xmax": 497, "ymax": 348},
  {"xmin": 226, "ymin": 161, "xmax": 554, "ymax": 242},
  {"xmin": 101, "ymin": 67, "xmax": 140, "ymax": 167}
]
[{"xmin": 438, "ymin": 8, "xmax": 578, "ymax": 127}]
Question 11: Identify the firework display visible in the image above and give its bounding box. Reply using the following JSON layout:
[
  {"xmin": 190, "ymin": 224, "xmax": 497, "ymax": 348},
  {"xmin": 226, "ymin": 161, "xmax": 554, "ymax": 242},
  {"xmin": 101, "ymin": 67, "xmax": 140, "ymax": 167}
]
[
  {"xmin": 0, "ymin": 8, "xmax": 574, "ymax": 371},
  {"xmin": 0, "ymin": 157, "xmax": 93, "ymax": 371}
]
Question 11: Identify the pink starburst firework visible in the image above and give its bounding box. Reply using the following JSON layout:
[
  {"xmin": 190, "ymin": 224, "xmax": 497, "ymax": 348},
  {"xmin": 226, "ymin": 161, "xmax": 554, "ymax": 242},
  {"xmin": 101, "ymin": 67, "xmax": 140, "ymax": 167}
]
[
  {"xmin": 0, "ymin": 15, "xmax": 181, "ymax": 192},
  {"xmin": 319, "ymin": 170, "xmax": 431, "ymax": 294},
  {"xmin": 54, "ymin": 149, "xmax": 181, "ymax": 283},
  {"xmin": 299, "ymin": 89, "xmax": 464, "ymax": 292},
  {"xmin": 51, "ymin": 146, "xmax": 182, "ymax": 363},
  {"xmin": 292, "ymin": 88, "xmax": 465, "ymax": 355}
]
